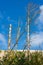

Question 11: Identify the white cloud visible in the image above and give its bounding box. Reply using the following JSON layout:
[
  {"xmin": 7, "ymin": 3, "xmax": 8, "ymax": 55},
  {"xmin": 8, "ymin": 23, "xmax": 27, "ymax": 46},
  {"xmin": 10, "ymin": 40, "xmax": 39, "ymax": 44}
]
[
  {"xmin": 0, "ymin": 33, "xmax": 7, "ymax": 49},
  {"xmin": 30, "ymin": 32, "xmax": 43, "ymax": 48}
]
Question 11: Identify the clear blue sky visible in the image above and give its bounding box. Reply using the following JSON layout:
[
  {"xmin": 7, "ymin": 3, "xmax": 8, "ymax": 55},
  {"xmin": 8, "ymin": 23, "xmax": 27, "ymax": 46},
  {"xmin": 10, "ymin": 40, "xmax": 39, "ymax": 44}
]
[{"xmin": 0, "ymin": 0, "xmax": 43, "ymax": 50}]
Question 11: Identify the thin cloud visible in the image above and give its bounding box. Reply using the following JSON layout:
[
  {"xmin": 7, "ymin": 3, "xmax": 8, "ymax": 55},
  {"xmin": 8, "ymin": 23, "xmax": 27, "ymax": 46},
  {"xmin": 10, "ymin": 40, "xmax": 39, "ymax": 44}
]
[
  {"xmin": 35, "ymin": 5, "xmax": 43, "ymax": 30},
  {"xmin": 39, "ymin": 5, "xmax": 43, "ymax": 21},
  {"xmin": 0, "ymin": 11, "xmax": 15, "ymax": 23},
  {"xmin": 30, "ymin": 32, "xmax": 43, "ymax": 49},
  {"xmin": 0, "ymin": 33, "xmax": 7, "ymax": 49},
  {"xmin": 35, "ymin": 5, "xmax": 43, "ymax": 23},
  {"xmin": 0, "ymin": 11, "xmax": 3, "ymax": 19},
  {"xmin": 7, "ymin": 16, "xmax": 15, "ymax": 22}
]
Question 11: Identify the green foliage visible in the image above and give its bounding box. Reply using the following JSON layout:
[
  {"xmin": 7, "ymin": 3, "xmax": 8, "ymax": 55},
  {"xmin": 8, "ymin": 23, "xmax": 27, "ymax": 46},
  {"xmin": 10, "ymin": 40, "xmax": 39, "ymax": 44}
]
[{"xmin": 0, "ymin": 51, "xmax": 43, "ymax": 65}]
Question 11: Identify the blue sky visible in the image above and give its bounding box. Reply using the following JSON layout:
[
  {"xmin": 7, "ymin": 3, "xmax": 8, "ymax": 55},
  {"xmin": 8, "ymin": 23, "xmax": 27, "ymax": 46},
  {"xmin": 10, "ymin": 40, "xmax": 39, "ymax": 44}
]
[{"xmin": 0, "ymin": 0, "xmax": 43, "ymax": 50}]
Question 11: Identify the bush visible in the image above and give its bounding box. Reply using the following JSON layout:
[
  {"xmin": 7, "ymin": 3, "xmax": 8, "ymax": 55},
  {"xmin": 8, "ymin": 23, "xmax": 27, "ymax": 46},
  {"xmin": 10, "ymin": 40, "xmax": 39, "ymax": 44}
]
[{"xmin": 0, "ymin": 50, "xmax": 43, "ymax": 65}]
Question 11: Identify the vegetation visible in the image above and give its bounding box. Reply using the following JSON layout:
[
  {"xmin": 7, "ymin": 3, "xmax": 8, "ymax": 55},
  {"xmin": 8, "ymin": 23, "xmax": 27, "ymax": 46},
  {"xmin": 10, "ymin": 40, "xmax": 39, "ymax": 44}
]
[{"xmin": 0, "ymin": 50, "xmax": 43, "ymax": 65}]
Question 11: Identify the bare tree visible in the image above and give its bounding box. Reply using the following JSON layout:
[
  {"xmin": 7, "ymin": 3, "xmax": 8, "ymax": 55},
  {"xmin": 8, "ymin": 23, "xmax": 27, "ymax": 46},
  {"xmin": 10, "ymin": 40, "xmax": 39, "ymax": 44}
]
[{"xmin": 23, "ymin": 3, "xmax": 40, "ymax": 50}]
